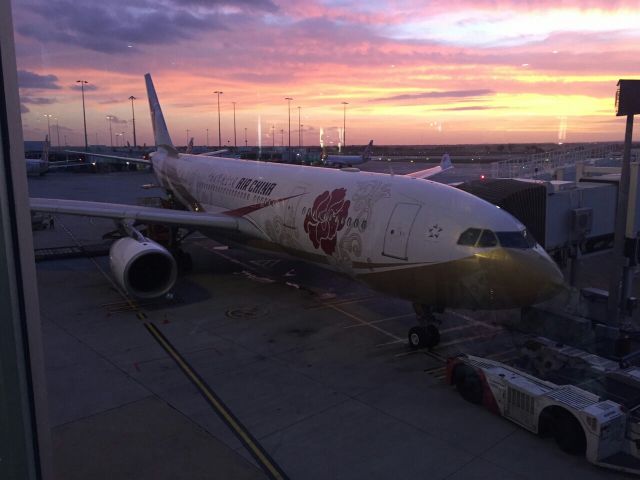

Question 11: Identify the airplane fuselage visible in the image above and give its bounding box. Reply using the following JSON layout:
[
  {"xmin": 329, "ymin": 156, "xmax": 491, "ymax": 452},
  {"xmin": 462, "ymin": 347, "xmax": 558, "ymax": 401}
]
[{"xmin": 150, "ymin": 149, "xmax": 563, "ymax": 310}]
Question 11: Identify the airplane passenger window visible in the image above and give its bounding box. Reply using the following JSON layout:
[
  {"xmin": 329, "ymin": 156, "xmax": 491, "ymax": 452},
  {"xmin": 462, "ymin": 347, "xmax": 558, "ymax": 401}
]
[
  {"xmin": 457, "ymin": 228, "xmax": 481, "ymax": 246},
  {"xmin": 477, "ymin": 229, "xmax": 498, "ymax": 248}
]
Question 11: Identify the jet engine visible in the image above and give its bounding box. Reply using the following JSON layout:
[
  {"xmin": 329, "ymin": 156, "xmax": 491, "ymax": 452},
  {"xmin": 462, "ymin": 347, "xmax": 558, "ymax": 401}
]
[{"xmin": 109, "ymin": 236, "xmax": 177, "ymax": 298}]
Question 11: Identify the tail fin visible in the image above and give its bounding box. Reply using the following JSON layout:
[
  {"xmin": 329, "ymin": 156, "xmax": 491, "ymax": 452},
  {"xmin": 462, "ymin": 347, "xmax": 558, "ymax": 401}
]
[
  {"xmin": 440, "ymin": 153, "xmax": 452, "ymax": 171},
  {"xmin": 144, "ymin": 73, "xmax": 174, "ymax": 152},
  {"xmin": 186, "ymin": 137, "xmax": 194, "ymax": 154},
  {"xmin": 361, "ymin": 139, "xmax": 373, "ymax": 161}
]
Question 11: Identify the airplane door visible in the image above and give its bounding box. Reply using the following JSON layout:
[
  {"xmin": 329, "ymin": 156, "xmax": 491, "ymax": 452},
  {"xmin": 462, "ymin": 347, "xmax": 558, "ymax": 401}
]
[
  {"xmin": 382, "ymin": 203, "xmax": 421, "ymax": 260},
  {"xmin": 284, "ymin": 186, "xmax": 306, "ymax": 228}
]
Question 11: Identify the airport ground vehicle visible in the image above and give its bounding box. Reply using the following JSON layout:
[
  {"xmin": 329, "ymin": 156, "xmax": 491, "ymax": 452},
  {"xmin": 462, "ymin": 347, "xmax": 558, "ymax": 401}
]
[{"xmin": 446, "ymin": 339, "xmax": 640, "ymax": 475}]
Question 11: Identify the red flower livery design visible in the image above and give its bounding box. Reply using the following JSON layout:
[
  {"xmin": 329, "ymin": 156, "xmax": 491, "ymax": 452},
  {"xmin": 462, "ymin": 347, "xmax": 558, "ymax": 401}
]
[{"xmin": 304, "ymin": 188, "xmax": 351, "ymax": 255}]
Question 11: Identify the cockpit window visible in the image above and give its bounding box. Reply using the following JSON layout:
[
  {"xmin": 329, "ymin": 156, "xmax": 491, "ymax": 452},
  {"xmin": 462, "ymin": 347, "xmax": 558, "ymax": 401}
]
[
  {"xmin": 457, "ymin": 228, "xmax": 481, "ymax": 246},
  {"xmin": 477, "ymin": 229, "xmax": 498, "ymax": 248},
  {"xmin": 495, "ymin": 230, "xmax": 537, "ymax": 249}
]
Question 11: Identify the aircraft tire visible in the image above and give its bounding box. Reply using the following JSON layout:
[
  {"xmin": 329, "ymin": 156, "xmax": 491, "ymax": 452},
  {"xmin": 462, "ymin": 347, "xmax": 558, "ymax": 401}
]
[
  {"xmin": 408, "ymin": 325, "xmax": 440, "ymax": 350},
  {"xmin": 408, "ymin": 326, "xmax": 427, "ymax": 349},
  {"xmin": 424, "ymin": 324, "xmax": 440, "ymax": 348}
]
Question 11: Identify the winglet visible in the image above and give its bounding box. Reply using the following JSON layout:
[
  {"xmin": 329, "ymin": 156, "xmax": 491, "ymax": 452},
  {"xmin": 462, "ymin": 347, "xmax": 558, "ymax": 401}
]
[{"xmin": 144, "ymin": 73, "xmax": 174, "ymax": 151}]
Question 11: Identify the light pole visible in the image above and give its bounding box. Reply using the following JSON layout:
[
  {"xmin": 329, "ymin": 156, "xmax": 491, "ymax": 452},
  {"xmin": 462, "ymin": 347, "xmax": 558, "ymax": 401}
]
[
  {"xmin": 280, "ymin": 128, "xmax": 284, "ymax": 147},
  {"xmin": 214, "ymin": 90, "xmax": 223, "ymax": 148},
  {"xmin": 44, "ymin": 114, "xmax": 52, "ymax": 143},
  {"xmin": 55, "ymin": 117, "xmax": 60, "ymax": 150},
  {"xmin": 128, "ymin": 95, "xmax": 137, "ymax": 148},
  {"xmin": 285, "ymin": 97, "xmax": 293, "ymax": 161},
  {"xmin": 297, "ymin": 106, "xmax": 301, "ymax": 147},
  {"xmin": 300, "ymin": 124, "xmax": 304, "ymax": 148},
  {"xmin": 232, "ymin": 101, "xmax": 237, "ymax": 148},
  {"xmin": 76, "ymin": 80, "xmax": 89, "ymax": 150},
  {"xmin": 106, "ymin": 115, "xmax": 114, "ymax": 148},
  {"xmin": 271, "ymin": 124, "xmax": 275, "ymax": 159},
  {"xmin": 341, "ymin": 101, "xmax": 348, "ymax": 149},
  {"xmin": 244, "ymin": 127, "xmax": 247, "ymax": 147},
  {"xmin": 206, "ymin": 128, "xmax": 209, "ymax": 148}
]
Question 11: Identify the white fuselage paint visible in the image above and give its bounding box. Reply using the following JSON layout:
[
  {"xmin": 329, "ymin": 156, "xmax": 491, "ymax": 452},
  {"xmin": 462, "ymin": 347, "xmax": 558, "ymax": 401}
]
[{"xmin": 148, "ymin": 148, "xmax": 564, "ymax": 310}]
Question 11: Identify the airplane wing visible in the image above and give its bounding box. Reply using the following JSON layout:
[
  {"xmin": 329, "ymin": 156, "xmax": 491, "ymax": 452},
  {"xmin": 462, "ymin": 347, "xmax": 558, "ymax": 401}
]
[
  {"xmin": 47, "ymin": 162, "xmax": 87, "ymax": 170},
  {"xmin": 406, "ymin": 153, "xmax": 453, "ymax": 179},
  {"xmin": 65, "ymin": 150, "xmax": 152, "ymax": 166},
  {"xmin": 30, "ymin": 198, "xmax": 239, "ymax": 230},
  {"xmin": 200, "ymin": 149, "xmax": 229, "ymax": 156}
]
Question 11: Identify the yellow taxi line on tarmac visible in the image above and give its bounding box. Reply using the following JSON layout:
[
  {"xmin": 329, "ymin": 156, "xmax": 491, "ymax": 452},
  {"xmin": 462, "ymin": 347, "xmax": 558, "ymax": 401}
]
[
  {"xmin": 342, "ymin": 313, "xmax": 415, "ymax": 330},
  {"xmin": 144, "ymin": 322, "xmax": 289, "ymax": 480},
  {"xmin": 323, "ymin": 302, "xmax": 404, "ymax": 342}
]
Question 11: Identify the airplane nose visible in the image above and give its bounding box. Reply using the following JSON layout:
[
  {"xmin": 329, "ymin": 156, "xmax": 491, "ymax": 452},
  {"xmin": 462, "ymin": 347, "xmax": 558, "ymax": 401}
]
[
  {"xmin": 525, "ymin": 249, "xmax": 565, "ymax": 301},
  {"xmin": 477, "ymin": 248, "xmax": 565, "ymax": 308}
]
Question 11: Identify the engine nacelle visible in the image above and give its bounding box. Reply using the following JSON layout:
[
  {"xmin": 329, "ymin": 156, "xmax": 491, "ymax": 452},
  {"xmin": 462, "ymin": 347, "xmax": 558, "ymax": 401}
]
[{"xmin": 109, "ymin": 236, "xmax": 177, "ymax": 298}]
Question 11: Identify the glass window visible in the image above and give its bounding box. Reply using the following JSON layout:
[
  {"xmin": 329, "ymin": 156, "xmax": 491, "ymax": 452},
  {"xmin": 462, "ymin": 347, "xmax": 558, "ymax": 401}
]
[
  {"xmin": 457, "ymin": 228, "xmax": 481, "ymax": 246},
  {"xmin": 496, "ymin": 230, "xmax": 537, "ymax": 249},
  {"xmin": 477, "ymin": 229, "xmax": 498, "ymax": 247}
]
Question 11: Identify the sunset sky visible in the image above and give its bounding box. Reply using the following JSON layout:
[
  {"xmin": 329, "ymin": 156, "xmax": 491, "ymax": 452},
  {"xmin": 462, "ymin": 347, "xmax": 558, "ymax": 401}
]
[{"xmin": 11, "ymin": 0, "xmax": 640, "ymax": 147}]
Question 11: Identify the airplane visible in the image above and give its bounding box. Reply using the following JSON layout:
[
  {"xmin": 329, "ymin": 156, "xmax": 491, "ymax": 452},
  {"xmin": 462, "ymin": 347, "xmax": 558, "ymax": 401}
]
[
  {"xmin": 322, "ymin": 140, "xmax": 373, "ymax": 167},
  {"xmin": 30, "ymin": 73, "xmax": 565, "ymax": 349},
  {"xmin": 26, "ymin": 136, "xmax": 86, "ymax": 176}
]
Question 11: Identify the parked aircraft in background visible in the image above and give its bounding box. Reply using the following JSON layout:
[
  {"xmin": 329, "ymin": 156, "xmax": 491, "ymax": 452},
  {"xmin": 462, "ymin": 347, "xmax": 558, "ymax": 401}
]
[
  {"xmin": 322, "ymin": 140, "xmax": 373, "ymax": 167},
  {"xmin": 31, "ymin": 74, "xmax": 564, "ymax": 349},
  {"xmin": 26, "ymin": 136, "xmax": 85, "ymax": 176}
]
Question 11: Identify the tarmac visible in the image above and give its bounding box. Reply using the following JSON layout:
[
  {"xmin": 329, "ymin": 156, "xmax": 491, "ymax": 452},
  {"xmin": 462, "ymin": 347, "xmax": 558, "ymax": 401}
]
[{"xmin": 28, "ymin": 165, "xmax": 633, "ymax": 479}]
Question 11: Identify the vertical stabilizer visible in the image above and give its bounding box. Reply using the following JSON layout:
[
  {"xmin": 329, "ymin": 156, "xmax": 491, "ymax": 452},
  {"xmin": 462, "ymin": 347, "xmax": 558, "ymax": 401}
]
[
  {"xmin": 362, "ymin": 139, "xmax": 373, "ymax": 161},
  {"xmin": 144, "ymin": 73, "xmax": 174, "ymax": 150}
]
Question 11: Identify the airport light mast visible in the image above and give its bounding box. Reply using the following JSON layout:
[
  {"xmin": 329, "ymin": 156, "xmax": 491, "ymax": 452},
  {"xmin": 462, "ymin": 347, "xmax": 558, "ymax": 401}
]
[
  {"xmin": 128, "ymin": 96, "xmax": 137, "ymax": 148},
  {"xmin": 608, "ymin": 79, "xmax": 640, "ymax": 327},
  {"xmin": 43, "ymin": 114, "xmax": 52, "ymax": 144},
  {"xmin": 214, "ymin": 91, "xmax": 223, "ymax": 148},
  {"xmin": 244, "ymin": 127, "xmax": 247, "ymax": 147},
  {"xmin": 297, "ymin": 106, "xmax": 301, "ymax": 147},
  {"xmin": 106, "ymin": 115, "xmax": 114, "ymax": 148},
  {"xmin": 76, "ymin": 80, "xmax": 89, "ymax": 151},
  {"xmin": 232, "ymin": 101, "xmax": 237, "ymax": 148},
  {"xmin": 341, "ymin": 101, "xmax": 348, "ymax": 150},
  {"xmin": 300, "ymin": 124, "xmax": 304, "ymax": 148},
  {"xmin": 55, "ymin": 117, "xmax": 60, "ymax": 150},
  {"xmin": 285, "ymin": 97, "xmax": 293, "ymax": 161}
]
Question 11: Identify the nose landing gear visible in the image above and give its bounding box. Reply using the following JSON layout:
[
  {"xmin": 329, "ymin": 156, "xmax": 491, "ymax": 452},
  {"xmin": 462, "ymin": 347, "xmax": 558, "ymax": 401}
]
[{"xmin": 408, "ymin": 304, "xmax": 442, "ymax": 350}]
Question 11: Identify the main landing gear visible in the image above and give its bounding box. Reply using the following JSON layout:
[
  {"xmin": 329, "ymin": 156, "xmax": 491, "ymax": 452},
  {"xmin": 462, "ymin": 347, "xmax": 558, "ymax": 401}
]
[{"xmin": 407, "ymin": 304, "xmax": 442, "ymax": 350}]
